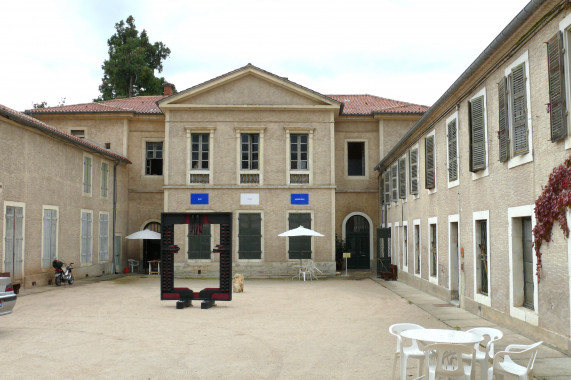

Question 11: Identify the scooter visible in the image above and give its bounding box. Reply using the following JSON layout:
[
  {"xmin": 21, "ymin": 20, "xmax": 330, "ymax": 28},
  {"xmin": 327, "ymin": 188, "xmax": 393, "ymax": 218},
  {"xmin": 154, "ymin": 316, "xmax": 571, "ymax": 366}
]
[{"xmin": 52, "ymin": 259, "xmax": 75, "ymax": 286}]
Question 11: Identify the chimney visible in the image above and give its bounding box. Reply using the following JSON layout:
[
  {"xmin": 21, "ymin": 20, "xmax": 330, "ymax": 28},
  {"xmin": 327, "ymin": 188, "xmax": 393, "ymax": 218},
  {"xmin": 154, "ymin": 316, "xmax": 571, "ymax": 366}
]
[{"xmin": 163, "ymin": 83, "xmax": 174, "ymax": 96}]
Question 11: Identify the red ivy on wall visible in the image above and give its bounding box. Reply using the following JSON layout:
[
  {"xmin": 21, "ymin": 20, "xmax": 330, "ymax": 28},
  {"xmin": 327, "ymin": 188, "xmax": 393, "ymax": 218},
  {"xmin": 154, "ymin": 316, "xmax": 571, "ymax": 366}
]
[{"xmin": 532, "ymin": 156, "xmax": 571, "ymax": 281}]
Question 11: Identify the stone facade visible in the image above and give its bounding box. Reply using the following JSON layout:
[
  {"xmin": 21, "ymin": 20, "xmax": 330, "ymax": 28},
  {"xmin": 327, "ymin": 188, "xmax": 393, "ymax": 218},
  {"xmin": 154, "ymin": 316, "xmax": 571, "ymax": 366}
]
[
  {"xmin": 377, "ymin": 0, "xmax": 571, "ymax": 353},
  {"xmin": 0, "ymin": 106, "xmax": 130, "ymax": 288}
]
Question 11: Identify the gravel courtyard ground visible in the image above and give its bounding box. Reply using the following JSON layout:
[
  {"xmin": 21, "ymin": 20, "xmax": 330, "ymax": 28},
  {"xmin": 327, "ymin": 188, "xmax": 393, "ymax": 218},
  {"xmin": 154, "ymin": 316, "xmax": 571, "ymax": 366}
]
[{"xmin": 0, "ymin": 275, "xmax": 449, "ymax": 379}]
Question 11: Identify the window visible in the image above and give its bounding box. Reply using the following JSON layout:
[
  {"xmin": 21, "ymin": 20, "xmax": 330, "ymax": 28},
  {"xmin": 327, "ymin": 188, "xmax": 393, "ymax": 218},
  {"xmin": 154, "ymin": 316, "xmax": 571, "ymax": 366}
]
[
  {"xmin": 425, "ymin": 134, "xmax": 435, "ymax": 190},
  {"xmin": 241, "ymin": 133, "xmax": 259, "ymax": 170},
  {"xmin": 191, "ymin": 133, "xmax": 209, "ymax": 170},
  {"xmin": 498, "ymin": 52, "xmax": 533, "ymax": 167},
  {"xmin": 469, "ymin": 94, "xmax": 487, "ymax": 172},
  {"xmin": 188, "ymin": 224, "xmax": 211, "ymax": 259},
  {"xmin": 238, "ymin": 213, "xmax": 262, "ymax": 259},
  {"xmin": 414, "ymin": 220, "xmax": 421, "ymax": 275},
  {"xmin": 347, "ymin": 141, "xmax": 365, "ymax": 176},
  {"xmin": 42, "ymin": 207, "xmax": 57, "ymax": 268},
  {"xmin": 446, "ymin": 114, "xmax": 459, "ymax": 187},
  {"xmin": 145, "ymin": 142, "xmax": 163, "ymax": 175},
  {"xmin": 101, "ymin": 162, "xmax": 108, "ymax": 198},
  {"xmin": 186, "ymin": 128, "xmax": 214, "ymax": 185},
  {"xmin": 429, "ymin": 219, "xmax": 438, "ymax": 280},
  {"xmin": 473, "ymin": 210, "xmax": 490, "ymax": 306},
  {"xmin": 240, "ymin": 133, "xmax": 260, "ymax": 184},
  {"xmin": 83, "ymin": 155, "xmax": 92, "ymax": 195},
  {"xmin": 390, "ymin": 162, "xmax": 398, "ymax": 201},
  {"xmin": 288, "ymin": 213, "xmax": 312, "ymax": 260},
  {"xmin": 398, "ymin": 156, "xmax": 406, "ymax": 200},
  {"xmin": 290, "ymin": 134, "xmax": 308, "ymax": 170},
  {"xmin": 508, "ymin": 205, "xmax": 538, "ymax": 324},
  {"xmin": 289, "ymin": 131, "xmax": 311, "ymax": 184},
  {"xmin": 70, "ymin": 129, "xmax": 85, "ymax": 138},
  {"xmin": 409, "ymin": 146, "xmax": 419, "ymax": 195},
  {"xmin": 81, "ymin": 211, "xmax": 93, "ymax": 265},
  {"xmin": 99, "ymin": 213, "xmax": 109, "ymax": 262}
]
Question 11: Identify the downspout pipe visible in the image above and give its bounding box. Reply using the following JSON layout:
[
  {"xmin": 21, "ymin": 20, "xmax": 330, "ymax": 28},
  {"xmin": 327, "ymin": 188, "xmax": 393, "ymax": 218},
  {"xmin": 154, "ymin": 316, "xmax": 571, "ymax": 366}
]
[{"xmin": 112, "ymin": 159, "xmax": 121, "ymax": 274}]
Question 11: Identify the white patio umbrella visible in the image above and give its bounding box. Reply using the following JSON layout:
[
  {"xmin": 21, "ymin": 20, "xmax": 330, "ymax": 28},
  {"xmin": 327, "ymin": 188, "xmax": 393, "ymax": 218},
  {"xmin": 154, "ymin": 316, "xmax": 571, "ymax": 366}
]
[
  {"xmin": 126, "ymin": 229, "xmax": 161, "ymax": 240},
  {"xmin": 278, "ymin": 225, "xmax": 324, "ymax": 237},
  {"xmin": 278, "ymin": 226, "xmax": 324, "ymax": 267}
]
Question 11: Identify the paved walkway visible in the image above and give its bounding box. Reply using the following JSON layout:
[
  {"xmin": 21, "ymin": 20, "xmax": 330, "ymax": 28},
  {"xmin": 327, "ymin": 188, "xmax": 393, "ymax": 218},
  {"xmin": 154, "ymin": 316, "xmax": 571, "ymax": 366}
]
[
  {"xmin": 7, "ymin": 271, "xmax": 571, "ymax": 379},
  {"xmin": 369, "ymin": 275, "xmax": 571, "ymax": 380}
]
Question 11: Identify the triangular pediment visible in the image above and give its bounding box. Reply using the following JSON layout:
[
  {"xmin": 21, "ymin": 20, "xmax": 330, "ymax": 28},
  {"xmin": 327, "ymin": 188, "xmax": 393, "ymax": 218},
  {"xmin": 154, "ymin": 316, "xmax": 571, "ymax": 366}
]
[{"xmin": 159, "ymin": 64, "xmax": 340, "ymax": 110}]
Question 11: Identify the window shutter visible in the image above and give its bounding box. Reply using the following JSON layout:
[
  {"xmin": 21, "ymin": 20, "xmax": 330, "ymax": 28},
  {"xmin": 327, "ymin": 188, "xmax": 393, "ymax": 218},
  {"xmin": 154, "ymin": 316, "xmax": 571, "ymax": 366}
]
[
  {"xmin": 391, "ymin": 163, "xmax": 398, "ymax": 201},
  {"xmin": 447, "ymin": 119, "xmax": 458, "ymax": 181},
  {"xmin": 383, "ymin": 172, "xmax": 390, "ymax": 204},
  {"xmin": 239, "ymin": 213, "xmax": 262, "ymax": 259},
  {"xmin": 469, "ymin": 96, "xmax": 486, "ymax": 171},
  {"xmin": 511, "ymin": 63, "xmax": 528, "ymax": 155},
  {"xmin": 498, "ymin": 77, "xmax": 509, "ymax": 162},
  {"xmin": 425, "ymin": 135, "xmax": 435, "ymax": 189},
  {"xmin": 398, "ymin": 157, "xmax": 406, "ymax": 199},
  {"xmin": 409, "ymin": 148, "xmax": 418, "ymax": 195},
  {"xmin": 548, "ymin": 32, "xmax": 567, "ymax": 142}
]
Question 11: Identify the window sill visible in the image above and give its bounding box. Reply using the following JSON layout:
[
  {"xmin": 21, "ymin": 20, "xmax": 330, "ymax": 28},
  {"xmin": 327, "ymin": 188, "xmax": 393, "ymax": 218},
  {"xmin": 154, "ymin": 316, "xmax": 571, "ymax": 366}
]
[
  {"xmin": 510, "ymin": 305, "xmax": 538, "ymax": 325},
  {"xmin": 507, "ymin": 151, "xmax": 533, "ymax": 169},
  {"xmin": 474, "ymin": 293, "xmax": 491, "ymax": 307}
]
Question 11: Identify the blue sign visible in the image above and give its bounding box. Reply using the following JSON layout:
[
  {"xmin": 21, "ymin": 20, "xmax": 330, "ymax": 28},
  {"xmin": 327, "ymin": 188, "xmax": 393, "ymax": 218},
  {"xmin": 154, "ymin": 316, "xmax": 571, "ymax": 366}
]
[
  {"xmin": 191, "ymin": 193, "xmax": 209, "ymax": 205},
  {"xmin": 291, "ymin": 193, "xmax": 309, "ymax": 205}
]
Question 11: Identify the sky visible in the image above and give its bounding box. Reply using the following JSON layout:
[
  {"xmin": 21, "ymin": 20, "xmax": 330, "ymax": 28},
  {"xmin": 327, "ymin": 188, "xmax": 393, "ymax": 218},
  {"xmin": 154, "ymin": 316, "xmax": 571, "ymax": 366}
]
[{"xmin": 0, "ymin": 0, "xmax": 531, "ymax": 112}]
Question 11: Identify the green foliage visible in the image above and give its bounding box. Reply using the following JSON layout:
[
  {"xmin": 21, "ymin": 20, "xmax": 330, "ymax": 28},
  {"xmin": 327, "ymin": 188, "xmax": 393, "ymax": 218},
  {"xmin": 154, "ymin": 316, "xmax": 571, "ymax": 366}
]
[
  {"xmin": 532, "ymin": 156, "xmax": 571, "ymax": 281},
  {"xmin": 335, "ymin": 234, "xmax": 347, "ymax": 265},
  {"xmin": 96, "ymin": 16, "xmax": 174, "ymax": 101},
  {"xmin": 33, "ymin": 98, "xmax": 66, "ymax": 109}
]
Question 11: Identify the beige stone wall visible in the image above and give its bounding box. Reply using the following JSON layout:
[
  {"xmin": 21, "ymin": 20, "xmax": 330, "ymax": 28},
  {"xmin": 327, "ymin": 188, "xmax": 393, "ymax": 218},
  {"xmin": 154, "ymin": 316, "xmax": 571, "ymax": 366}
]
[
  {"xmin": 33, "ymin": 115, "xmax": 130, "ymax": 156},
  {"xmin": 383, "ymin": 7, "xmax": 571, "ymax": 351},
  {"xmin": 0, "ymin": 117, "xmax": 129, "ymax": 288}
]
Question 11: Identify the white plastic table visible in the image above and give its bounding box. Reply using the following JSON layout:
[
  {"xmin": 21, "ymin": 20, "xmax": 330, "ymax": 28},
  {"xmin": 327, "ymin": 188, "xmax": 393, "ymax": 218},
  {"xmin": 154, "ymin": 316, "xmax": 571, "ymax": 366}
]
[{"xmin": 400, "ymin": 328, "xmax": 482, "ymax": 344}]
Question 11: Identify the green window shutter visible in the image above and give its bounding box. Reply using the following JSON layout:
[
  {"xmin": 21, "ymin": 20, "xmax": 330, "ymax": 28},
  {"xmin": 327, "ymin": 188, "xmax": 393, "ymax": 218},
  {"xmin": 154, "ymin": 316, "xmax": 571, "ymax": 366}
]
[
  {"xmin": 548, "ymin": 32, "xmax": 567, "ymax": 142},
  {"xmin": 188, "ymin": 224, "xmax": 211, "ymax": 259},
  {"xmin": 398, "ymin": 157, "xmax": 406, "ymax": 199},
  {"xmin": 511, "ymin": 63, "xmax": 528, "ymax": 155},
  {"xmin": 288, "ymin": 213, "xmax": 311, "ymax": 260},
  {"xmin": 391, "ymin": 163, "xmax": 398, "ymax": 201},
  {"xmin": 238, "ymin": 213, "xmax": 262, "ymax": 259},
  {"xmin": 425, "ymin": 135, "xmax": 435, "ymax": 189},
  {"xmin": 447, "ymin": 119, "xmax": 458, "ymax": 181},
  {"xmin": 469, "ymin": 96, "xmax": 486, "ymax": 171},
  {"xmin": 409, "ymin": 148, "xmax": 419, "ymax": 195},
  {"xmin": 498, "ymin": 77, "xmax": 510, "ymax": 162}
]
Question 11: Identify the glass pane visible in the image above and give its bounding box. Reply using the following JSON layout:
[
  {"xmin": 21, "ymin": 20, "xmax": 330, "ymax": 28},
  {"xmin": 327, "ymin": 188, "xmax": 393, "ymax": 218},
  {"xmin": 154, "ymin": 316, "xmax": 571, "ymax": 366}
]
[
  {"xmin": 242, "ymin": 134, "xmax": 248, "ymax": 143},
  {"xmin": 291, "ymin": 134, "xmax": 298, "ymax": 143},
  {"xmin": 251, "ymin": 134, "xmax": 259, "ymax": 143},
  {"xmin": 251, "ymin": 161, "xmax": 258, "ymax": 170},
  {"xmin": 202, "ymin": 143, "xmax": 208, "ymax": 152},
  {"xmin": 192, "ymin": 152, "xmax": 198, "ymax": 160},
  {"xmin": 192, "ymin": 135, "xmax": 199, "ymax": 143},
  {"xmin": 291, "ymin": 161, "xmax": 298, "ymax": 170},
  {"xmin": 203, "ymin": 134, "xmax": 208, "ymax": 144},
  {"xmin": 301, "ymin": 135, "xmax": 307, "ymax": 144},
  {"xmin": 291, "ymin": 143, "xmax": 297, "ymax": 152},
  {"xmin": 202, "ymin": 152, "xmax": 208, "ymax": 161},
  {"xmin": 300, "ymin": 161, "xmax": 307, "ymax": 169}
]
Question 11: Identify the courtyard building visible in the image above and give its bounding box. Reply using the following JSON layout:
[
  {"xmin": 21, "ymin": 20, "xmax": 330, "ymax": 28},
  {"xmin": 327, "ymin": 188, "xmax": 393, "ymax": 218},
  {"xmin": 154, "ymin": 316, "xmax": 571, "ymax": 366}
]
[{"xmin": 376, "ymin": 0, "xmax": 571, "ymax": 353}]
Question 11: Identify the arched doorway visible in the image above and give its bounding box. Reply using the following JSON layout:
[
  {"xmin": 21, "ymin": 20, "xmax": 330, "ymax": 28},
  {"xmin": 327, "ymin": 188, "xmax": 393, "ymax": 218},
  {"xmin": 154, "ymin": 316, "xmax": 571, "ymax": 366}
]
[
  {"xmin": 345, "ymin": 214, "xmax": 371, "ymax": 269},
  {"xmin": 143, "ymin": 221, "xmax": 161, "ymax": 273}
]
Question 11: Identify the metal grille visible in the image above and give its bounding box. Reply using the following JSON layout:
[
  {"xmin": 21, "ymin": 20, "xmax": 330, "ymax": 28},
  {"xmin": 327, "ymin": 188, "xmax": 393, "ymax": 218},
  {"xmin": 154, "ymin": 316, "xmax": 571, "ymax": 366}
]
[
  {"xmin": 240, "ymin": 173, "xmax": 260, "ymax": 184},
  {"xmin": 290, "ymin": 173, "xmax": 309, "ymax": 184},
  {"xmin": 189, "ymin": 173, "xmax": 209, "ymax": 184}
]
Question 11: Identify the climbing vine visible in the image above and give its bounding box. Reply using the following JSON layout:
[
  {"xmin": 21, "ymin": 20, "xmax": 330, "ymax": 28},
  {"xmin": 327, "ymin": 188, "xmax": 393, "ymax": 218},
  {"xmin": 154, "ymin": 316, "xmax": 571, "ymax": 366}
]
[{"xmin": 532, "ymin": 156, "xmax": 571, "ymax": 281}]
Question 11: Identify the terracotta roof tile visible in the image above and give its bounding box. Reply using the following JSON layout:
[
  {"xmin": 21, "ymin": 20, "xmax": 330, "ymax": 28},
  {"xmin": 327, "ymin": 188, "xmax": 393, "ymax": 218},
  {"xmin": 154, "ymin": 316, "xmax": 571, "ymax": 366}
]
[
  {"xmin": 27, "ymin": 96, "xmax": 165, "ymax": 115},
  {"xmin": 327, "ymin": 94, "xmax": 429, "ymax": 115},
  {"xmin": 0, "ymin": 103, "xmax": 131, "ymax": 163}
]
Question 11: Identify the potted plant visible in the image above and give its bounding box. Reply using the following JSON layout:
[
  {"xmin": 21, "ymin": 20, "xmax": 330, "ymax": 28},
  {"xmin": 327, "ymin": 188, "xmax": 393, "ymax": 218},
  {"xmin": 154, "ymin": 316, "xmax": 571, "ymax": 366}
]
[{"xmin": 335, "ymin": 234, "xmax": 347, "ymax": 271}]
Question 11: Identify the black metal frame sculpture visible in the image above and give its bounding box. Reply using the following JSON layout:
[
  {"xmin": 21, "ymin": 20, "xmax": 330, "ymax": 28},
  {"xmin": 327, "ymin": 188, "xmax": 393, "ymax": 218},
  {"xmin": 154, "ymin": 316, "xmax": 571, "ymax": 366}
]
[{"xmin": 160, "ymin": 212, "xmax": 232, "ymax": 309}]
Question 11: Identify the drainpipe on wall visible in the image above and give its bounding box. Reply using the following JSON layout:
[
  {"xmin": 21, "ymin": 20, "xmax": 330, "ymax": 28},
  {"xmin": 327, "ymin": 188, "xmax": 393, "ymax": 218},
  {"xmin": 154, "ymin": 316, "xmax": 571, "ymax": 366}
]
[{"xmin": 112, "ymin": 159, "xmax": 121, "ymax": 274}]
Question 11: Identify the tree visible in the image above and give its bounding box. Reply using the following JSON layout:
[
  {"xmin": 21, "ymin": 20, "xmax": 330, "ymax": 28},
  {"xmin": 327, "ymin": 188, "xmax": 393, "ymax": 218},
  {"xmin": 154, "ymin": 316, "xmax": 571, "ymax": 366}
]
[
  {"xmin": 33, "ymin": 98, "xmax": 66, "ymax": 109},
  {"xmin": 96, "ymin": 16, "xmax": 173, "ymax": 101}
]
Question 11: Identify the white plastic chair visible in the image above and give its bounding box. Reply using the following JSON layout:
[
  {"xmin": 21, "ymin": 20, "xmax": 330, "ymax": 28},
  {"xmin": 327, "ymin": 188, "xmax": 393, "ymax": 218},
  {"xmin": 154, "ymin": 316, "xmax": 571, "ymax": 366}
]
[
  {"xmin": 128, "ymin": 259, "xmax": 140, "ymax": 273},
  {"xmin": 424, "ymin": 343, "xmax": 476, "ymax": 380},
  {"xmin": 305, "ymin": 260, "xmax": 322, "ymax": 280},
  {"xmin": 487, "ymin": 341, "xmax": 542, "ymax": 380},
  {"xmin": 462, "ymin": 327, "xmax": 503, "ymax": 380},
  {"xmin": 389, "ymin": 323, "xmax": 425, "ymax": 380}
]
